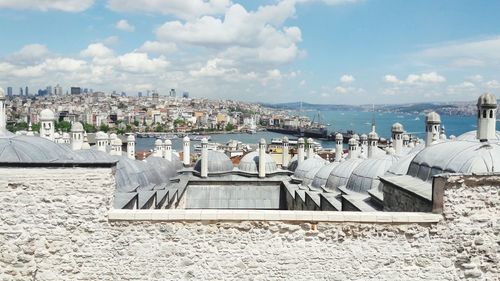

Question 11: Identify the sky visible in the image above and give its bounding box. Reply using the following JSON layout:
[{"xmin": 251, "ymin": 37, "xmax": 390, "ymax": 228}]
[{"xmin": 1, "ymin": 0, "xmax": 500, "ymax": 104}]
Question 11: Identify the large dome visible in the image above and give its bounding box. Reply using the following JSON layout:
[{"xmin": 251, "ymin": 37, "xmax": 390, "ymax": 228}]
[
  {"xmin": 75, "ymin": 148, "xmax": 115, "ymax": 162},
  {"xmin": 408, "ymin": 140, "xmax": 500, "ymax": 182},
  {"xmin": 194, "ymin": 150, "xmax": 233, "ymax": 174},
  {"xmin": 293, "ymin": 157, "xmax": 327, "ymax": 179},
  {"xmin": 456, "ymin": 130, "xmax": 500, "ymax": 141},
  {"xmin": 345, "ymin": 154, "xmax": 401, "ymax": 193},
  {"xmin": 301, "ymin": 166, "xmax": 323, "ymax": 187},
  {"xmin": 288, "ymin": 154, "xmax": 324, "ymax": 172},
  {"xmin": 239, "ymin": 150, "xmax": 277, "ymax": 174},
  {"xmin": 310, "ymin": 162, "xmax": 340, "ymax": 190},
  {"xmin": 324, "ymin": 158, "xmax": 363, "ymax": 192},
  {"xmin": 0, "ymin": 134, "xmax": 83, "ymax": 163}
]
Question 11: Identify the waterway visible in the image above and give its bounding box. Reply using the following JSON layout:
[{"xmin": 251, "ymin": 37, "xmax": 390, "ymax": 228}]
[{"xmin": 136, "ymin": 111, "xmax": 478, "ymax": 152}]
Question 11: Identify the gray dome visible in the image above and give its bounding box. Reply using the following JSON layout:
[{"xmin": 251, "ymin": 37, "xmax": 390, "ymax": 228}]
[
  {"xmin": 294, "ymin": 157, "xmax": 327, "ymax": 179},
  {"xmin": 456, "ymin": 130, "xmax": 500, "ymax": 141},
  {"xmin": 75, "ymin": 148, "xmax": 115, "ymax": 162},
  {"xmin": 96, "ymin": 131, "xmax": 108, "ymax": 140},
  {"xmin": 408, "ymin": 140, "xmax": 500, "ymax": 182},
  {"xmin": 335, "ymin": 133, "xmax": 343, "ymax": 140},
  {"xmin": 311, "ymin": 162, "xmax": 340, "ymax": 190},
  {"xmin": 301, "ymin": 166, "xmax": 322, "ymax": 187},
  {"xmin": 346, "ymin": 154, "xmax": 401, "ymax": 193},
  {"xmin": 0, "ymin": 134, "xmax": 83, "ymax": 163},
  {"xmin": 288, "ymin": 154, "xmax": 323, "ymax": 171},
  {"xmin": 426, "ymin": 112, "xmax": 441, "ymax": 124},
  {"xmin": 385, "ymin": 152, "xmax": 417, "ymax": 176},
  {"xmin": 392, "ymin": 122, "xmax": 403, "ymax": 133},
  {"xmin": 477, "ymin": 93, "xmax": 497, "ymax": 107},
  {"xmin": 143, "ymin": 156, "xmax": 178, "ymax": 184},
  {"xmin": 368, "ymin": 131, "xmax": 378, "ymax": 140},
  {"xmin": 239, "ymin": 150, "xmax": 277, "ymax": 174},
  {"xmin": 325, "ymin": 158, "xmax": 363, "ymax": 191},
  {"xmin": 194, "ymin": 150, "xmax": 233, "ymax": 174}
]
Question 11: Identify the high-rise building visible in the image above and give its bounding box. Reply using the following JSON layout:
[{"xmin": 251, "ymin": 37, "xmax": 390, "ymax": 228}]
[
  {"xmin": 182, "ymin": 92, "xmax": 189, "ymax": 98},
  {"xmin": 169, "ymin": 89, "xmax": 176, "ymax": 98},
  {"xmin": 46, "ymin": 86, "xmax": 53, "ymax": 95},
  {"xmin": 25, "ymin": 86, "xmax": 29, "ymax": 96},
  {"xmin": 138, "ymin": 92, "xmax": 143, "ymax": 98},
  {"xmin": 54, "ymin": 84, "xmax": 63, "ymax": 96},
  {"xmin": 152, "ymin": 91, "xmax": 159, "ymax": 104},
  {"xmin": 7, "ymin": 87, "xmax": 12, "ymax": 96},
  {"xmin": 70, "ymin": 87, "xmax": 81, "ymax": 95},
  {"xmin": 19, "ymin": 87, "xmax": 23, "ymax": 96}
]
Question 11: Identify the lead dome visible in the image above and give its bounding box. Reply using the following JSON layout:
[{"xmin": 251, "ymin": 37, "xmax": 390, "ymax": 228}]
[
  {"xmin": 477, "ymin": 92, "xmax": 497, "ymax": 107},
  {"xmin": 194, "ymin": 150, "xmax": 233, "ymax": 175},
  {"xmin": 239, "ymin": 151, "xmax": 277, "ymax": 174},
  {"xmin": 40, "ymin": 109, "xmax": 55, "ymax": 120}
]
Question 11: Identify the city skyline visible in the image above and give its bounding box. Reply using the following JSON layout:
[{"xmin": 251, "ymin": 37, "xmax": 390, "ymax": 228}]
[{"xmin": 1, "ymin": 0, "xmax": 500, "ymax": 104}]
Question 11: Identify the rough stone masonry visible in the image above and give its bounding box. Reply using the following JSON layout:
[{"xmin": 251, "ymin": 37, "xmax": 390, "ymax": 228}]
[{"xmin": 0, "ymin": 167, "xmax": 498, "ymax": 280}]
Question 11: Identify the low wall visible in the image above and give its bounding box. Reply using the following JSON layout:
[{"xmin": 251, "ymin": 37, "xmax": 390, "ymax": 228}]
[{"xmin": 0, "ymin": 168, "xmax": 498, "ymax": 280}]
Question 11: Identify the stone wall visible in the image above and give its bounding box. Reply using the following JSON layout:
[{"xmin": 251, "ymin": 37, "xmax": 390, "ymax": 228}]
[{"xmin": 0, "ymin": 168, "xmax": 498, "ymax": 280}]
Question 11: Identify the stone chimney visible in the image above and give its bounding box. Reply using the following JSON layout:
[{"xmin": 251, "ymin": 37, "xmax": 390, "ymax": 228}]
[{"xmin": 258, "ymin": 138, "xmax": 266, "ymax": 178}]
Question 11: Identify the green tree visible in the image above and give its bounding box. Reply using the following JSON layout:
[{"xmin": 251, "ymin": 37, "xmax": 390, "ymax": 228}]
[
  {"xmin": 225, "ymin": 123, "xmax": 235, "ymax": 131},
  {"xmin": 99, "ymin": 123, "xmax": 110, "ymax": 132},
  {"xmin": 155, "ymin": 124, "xmax": 163, "ymax": 132},
  {"xmin": 55, "ymin": 121, "xmax": 71, "ymax": 132},
  {"xmin": 83, "ymin": 123, "xmax": 97, "ymax": 133},
  {"xmin": 133, "ymin": 120, "xmax": 140, "ymax": 127}
]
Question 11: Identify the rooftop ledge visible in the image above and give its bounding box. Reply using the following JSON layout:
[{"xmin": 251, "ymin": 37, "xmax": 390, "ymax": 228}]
[{"xmin": 108, "ymin": 209, "xmax": 441, "ymax": 223}]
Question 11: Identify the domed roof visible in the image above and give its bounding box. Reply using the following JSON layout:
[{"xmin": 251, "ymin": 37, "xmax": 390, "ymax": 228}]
[
  {"xmin": 0, "ymin": 134, "xmax": 83, "ymax": 163},
  {"xmin": 477, "ymin": 92, "xmax": 497, "ymax": 107},
  {"xmin": 109, "ymin": 133, "xmax": 117, "ymax": 140},
  {"xmin": 353, "ymin": 134, "xmax": 360, "ymax": 141},
  {"xmin": 71, "ymin": 122, "xmax": 84, "ymax": 132},
  {"xmin": 408, "ymin": 140, "xmax": 500, "ymax": 182},
  {"xmin": 385, "ymin": 152, "xmax": 416, "ymax": 176},
  {"xmin": 335, "ymin": 133, "xmax": 343, "ymax": 140},
  {"xmin": 126, "ymin": 134, "xmax": 135, "ymax": 142},
  {"xmin": 324, "ymin": 158, "xmax": 363, "ymax": 191},
  {"xmin": 40, "ymin": 109, "xmax": 55, "ymax": 121},
  {"xmin": 368, "ymin": 131, "xmax": 378, "ymax": 140},
  {"xmin": 348, "ymin": 138, "xmax": 357, "ymax": 146},
  {"xmin": 360, "ymin": 134, "xmax": 368, "ymax": 141},
  {"xmin": 346, "ymin": 154, "xmax": 401, "ymax": 193},
  {"xmin": 294, "ymin": 157, "xmax": 327, "ymax": 179},
  {"xmin": 426, "ymin": 112, "xmax": 441, "ymax": 123},
  {"xmin": 95, "ymin": 131, "xmax": 108, "ymax": 140},
  {"xmin": 301, "ymin": 166, "xmax": 323, "ymax": 187},
  {"xmin": 154, "ymin": 139, "xmax": 163, "ymax": 146},
  {"xmin": 194, "ymin": 150, "xmax": 233, "ymax": 174},
  {"xmin": 164, "ymin": 139, "xmax": 172, "ymax": 145},
  {"xmin": 239, "ymin": 150, "xmax": 277, "ymax": 174},
  {"xmin": 183, "ymin": 136, "xmax": 190, "ymax": 141},
  {"xmin": 456, "ymin": 130, "xmax": 500, "ymax": 141},
  {"xmin": 75, "ymin": 148, "xmax": 114, "ymax": 162},
  {"xmin": 288, "ymin": 154, "xmax": 323, "ymax": 171},
  {"xmin": 392, "ymin": 122, "xmax": 403, "ymax": 132},
  {"xmin": 403, "ymin": 134, "xmax": 410, "ymax": 141},
  {"xmin": 311, "ymin": 162, "xmax": 340, "ymax": 190},
  {"xmin": 143, "ymin": 156, "xmax": 178, "ymax": 182}
]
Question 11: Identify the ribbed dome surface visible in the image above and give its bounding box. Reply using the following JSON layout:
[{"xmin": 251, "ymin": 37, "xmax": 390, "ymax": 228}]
[
  {"xmin": 346, "ymin": 154, "xmax": 401, "ymax": 193},
  {"xmin": 194, "ymin": 150, "xmax": 233, "ymax": 174},
  {"xmin": 408, "ymin": 140, "xmax": 500, "ymax": 182},
  {"xmin": 239, "ymin": 151, "xmax": 277, "ymax": 173},
  {"xmin": 294, "ymin": 157, "xmax": 327, "ymax": 179},
  {"xmin": 324, "ymin": 158, "xmax": 363, "ymax": 191}
]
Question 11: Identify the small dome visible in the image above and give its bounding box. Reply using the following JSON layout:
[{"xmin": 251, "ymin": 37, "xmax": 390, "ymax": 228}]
[
  {"xmin": 403, "ymin": 134, "xmax": 410, "ymax": 141},
  {"xmin": 183, "ymin": 136, "xmax": 190, "ymax": 142},
  {"xmin": 62, "ymin": 132, "xmax": 70, "ymax": 139},
  {"xmin": 164, "ymin": 139, "xmax": 172, "ymax": 145},
  {"xmin": 368, "ymin": 131, "xmax": 378, "ymax": 140},
  {"xmin": 109, "ymin": 133, "xmax": 117, "ymax": 140},
  {"xmin": 298, "ymin": 138, "xmax": 305, "ymax": 144},
  {"xmin": 294, "ymin": 157, "xmax": 327, "ymax": 179},
  {"xmin": 239, "ymin": 151, "xmax": 278, "ymax": 174},
  {"xmin": 54, "ymin": 132, "xmax": 61, "ymax": 139},
  {"xmin": 154, "ymin": 139, "xmax": 163, "ymax": 146},
  {"xmin": 408, "ymin": 140, "xmax": 500, "ymax": 182},
  {"xmin": 126, "ymin": 134, "xmax": 135, "ymax": 142},
  {"xmin": 360, "ymin": 134, "xmax": 368, "ymax": 141},
  {"xmin": 392, "ymin": 122, "xmax": 403, "ymax": 133},
  {"xmin": 324, "ymin": 158, "xmax": 363, "ymax": 191},
  {"xmin": 95, "ymin": 131, "xmax": 108, "ymax": 141},
  {"xmin": 40, "ymin": 109, "xmax": 55, "ymax": 121},
  {"xmin": 114, "ymin": 156, "xmax": 176, "ymax": 193},
  {"xmin": 288, "ymin": 154, "xmax": 323, "ymax": 171},
  {"xmin": 71, "ymin": 122, "xmax": 84, "ymax": 132},
  {"xmin": 353, "ymin": 134, "xmax": 360, "ymax": 141},
  {"xmin": 477, "ymin": 93, "xmax": 497, "ymax": 107},
  {"xmin": 283, "ymin": 136, "xmax": 289, "ymax": 143},
  {"xmin": 310, "ymin": 162, "xmax": 340, "ymax": 190},
  {"xmin": 346, "ymin": 154, "xmax": 401, "ymax": 193},
  {"xmin": 348, "ymin": 138, "xmax": 357, "ymax": 146},
  {"xmin": 112, "ymin": 138, "xmax": 122, "ymax": 146},
  {"xmin": 193, "ymin": 150, "xmax": 233, "ymax": 174},
  {"xmin": 335, "ymin": 133, "xmax": 343, "ymax": 140},
  {"xmin": 426, "ymin": 112, "xmax": 441, "ymax": 124}
]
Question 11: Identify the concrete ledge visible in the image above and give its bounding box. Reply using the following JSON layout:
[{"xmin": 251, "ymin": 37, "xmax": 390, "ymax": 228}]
[{"xmin": 108, "ymin": 209, "xmax": 442, "ymax": 224}]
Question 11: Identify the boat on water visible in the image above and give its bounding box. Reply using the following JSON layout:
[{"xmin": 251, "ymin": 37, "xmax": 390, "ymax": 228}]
[
  {"xmin": 194, "ymin": 142, "xmax": 219, "ymax": 151},
  {"xmin": 191, "ymin": 135, "xmax": 211, "ymax": 141}
]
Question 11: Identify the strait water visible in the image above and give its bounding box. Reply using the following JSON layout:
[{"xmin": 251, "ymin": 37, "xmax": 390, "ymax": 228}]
[{"xmin": 136, "ymin": 111, "xmax": 478, "ymax": 152}]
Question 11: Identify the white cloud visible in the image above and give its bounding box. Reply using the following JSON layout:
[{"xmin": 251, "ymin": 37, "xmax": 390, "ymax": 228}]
[
  {"xmin": 467, "ymin": 74, "xmax": 483, "ymax": 82},
  {"xmin": 80, "ymin": 43, "xmax": 114, "ymax": 58},
  {"xmin": 7, "ymin": 44, "xmax": 49, "ymax": 63},
  {"xmin": 485, "ymin": 80, "xmax": 500, "ymax": 89},
  {"xmin": 383, "ymin": 72, "xmax": 445, "ymax": 85},
  {"xmin": 340, "ymin": 74, "xmax": 355, "ymax": 83},
  {"xmin": 138, "ymin": 41, "xmax": 177, "ymax": 55},
  {"xmin": 189, "ymin": 58, "xmax": 238, "ymax": 77},
  {"xmin": 107, "ymin": 0, "xmax": 231, "ymax": 20},
  {"xmin": 118, "ymin": 53, "xmax": 169, "ymax": 73},
  {"xmin": 334, "ymin": 86, "xmax": 348, "ymax": 94},
  {"xmin": 115, "ymin": 20, "xmax": 135, "ymax": 32},
  {"xmin": 0, "ymin": 0, "xmax": 94, "ymax": 12}
]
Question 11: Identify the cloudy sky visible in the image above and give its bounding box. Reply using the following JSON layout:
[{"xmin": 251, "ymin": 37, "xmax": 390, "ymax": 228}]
[{"xmin": 0, "ymin": 0, "xmax": 499, "ymax": 104}]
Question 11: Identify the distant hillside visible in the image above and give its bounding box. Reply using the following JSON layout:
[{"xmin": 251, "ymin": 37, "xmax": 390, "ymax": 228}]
[{"xmin": 262, "ymin": 102, "xmax": 360, "ymax": 111}]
